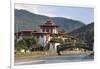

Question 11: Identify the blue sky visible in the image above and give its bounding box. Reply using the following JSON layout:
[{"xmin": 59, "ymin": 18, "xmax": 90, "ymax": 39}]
[{"xmin": 15, "ymin": 3, "xmax": 94, "ymax": 24}]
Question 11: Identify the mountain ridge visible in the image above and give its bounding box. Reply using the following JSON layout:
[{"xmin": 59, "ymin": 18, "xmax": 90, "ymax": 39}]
[
  {"xmin": 15, "ymin": 9, "xmax": 85, "ymax": 32},
  {"xmin": 69, "ymin": 22, "xmax": 94, "ymax": 49}
]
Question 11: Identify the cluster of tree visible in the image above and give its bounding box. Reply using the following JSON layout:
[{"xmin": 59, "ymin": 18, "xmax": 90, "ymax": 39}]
[
  {"xmin": 50, "ymin": 37, "xmax": 63, "ymax": 44},
  {"xmin": 15, "ymin": 37, "xmax": 38, "ymax": 51}
]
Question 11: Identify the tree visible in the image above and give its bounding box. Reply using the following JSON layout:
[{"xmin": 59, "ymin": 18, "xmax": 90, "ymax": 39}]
[
  {"xmin": 50, "ymin": 37, "xmax": 63, "ymax": 43},
  {"xmin": 15, "ymin": 37, "xmax": 39, "ymax": 51},
  {"xmin": 15, "ymin": 40, "xmax": 28, "ymax": 51}
]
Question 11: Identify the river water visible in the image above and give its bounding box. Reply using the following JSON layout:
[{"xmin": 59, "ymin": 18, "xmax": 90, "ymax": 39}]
[
  {"xmin": 37, "ymin": 55, "xmax": 93, "ymax": 64},
  {"xmin": 15, "ymin": 55, "xmax": 94, "ymax": 65}
]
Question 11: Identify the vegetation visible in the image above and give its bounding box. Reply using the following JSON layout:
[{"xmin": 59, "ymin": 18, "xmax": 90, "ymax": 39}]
[
  {"xmin": 15, "ymin": 37, "xmax": 38, "ymax": 51},
  {"xmin": 15, "ymin": 50, "xmax": 93, "ymax": 58},
  {"xmin": 69, "ymin": 23, "xmax": 94, "ymax": 50},
  {"xmin": 50, "ymin": 37, "xmax": 63, "ymax": 43}
]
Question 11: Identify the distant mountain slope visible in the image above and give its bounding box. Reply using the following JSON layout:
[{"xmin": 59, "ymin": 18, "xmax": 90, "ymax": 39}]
[
  {"xmin": 69, "ymin": 22, "xmax": 94, "ymax": 49},
  {"xmin": 15, "ymin": 9, "xmax": 85, "ymax": 32}
]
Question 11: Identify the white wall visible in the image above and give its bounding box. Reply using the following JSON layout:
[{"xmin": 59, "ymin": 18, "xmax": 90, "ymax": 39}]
[
  {"xmin": 54, "ymin": 43, "xmax": 60, "ymax": 51},
  {"xmin": 49, "ymin": 43, "xmax": 60, "ymax": 51},
  {"xmin": 53, "ymin": 27, "xmax": 58, "ymax": 34}
]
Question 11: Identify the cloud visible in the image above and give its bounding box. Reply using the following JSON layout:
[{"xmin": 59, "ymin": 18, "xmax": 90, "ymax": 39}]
[
  {"xmin": 61, "ymin": 16, "xmax": 72, "ymax": 19},
  {"xmin": 30, "ymin": 5, "xmax": 57, "ymax": 17},
  {"xmin": 15, "ymin": 4, "xmax": 73, "ymax": 19},
  {"xmin": 15, "ymin": 3, "xmax": 94, "ymax": 24},
  {"xmin": 15, "ymin": 4, "xmax": 26, "ymax": 9},
  {"xmin": 15, "ymin": 4, "xmax": 57, "ymax": 17}
]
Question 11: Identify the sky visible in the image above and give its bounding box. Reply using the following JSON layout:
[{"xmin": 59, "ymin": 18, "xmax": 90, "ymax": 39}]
[{"xmin": 15, "ymin": 3, "xmax": 94, "ymax": 24}]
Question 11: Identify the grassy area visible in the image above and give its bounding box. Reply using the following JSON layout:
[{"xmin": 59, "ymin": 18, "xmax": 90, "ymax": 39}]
[
  {"xmin": 15, "ymin": 51, "xmax": 57, "ymax": 58},
  {"xmin": 15, "ymin": 50, "xmax": 93, "ymax": 58}
]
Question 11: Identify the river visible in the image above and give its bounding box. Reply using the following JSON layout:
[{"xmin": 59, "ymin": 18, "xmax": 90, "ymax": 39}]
[{"xmin": 15, "ymin": 55, "xmax": 94, "ymax": 65}]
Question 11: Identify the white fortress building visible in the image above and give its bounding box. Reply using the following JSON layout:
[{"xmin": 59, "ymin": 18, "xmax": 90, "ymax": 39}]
[
  {"xmin": 15, "ymin": 19, "xmax": 69, "ymax": 51},
  {"xmin": 39, "ymin": 20, "xmax": 58, "ymax": 34}
]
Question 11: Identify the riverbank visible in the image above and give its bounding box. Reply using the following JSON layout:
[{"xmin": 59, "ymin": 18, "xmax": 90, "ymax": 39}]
[{"xmin": 15, "ymin": 50, "xmax": 93, "ymax": 58}]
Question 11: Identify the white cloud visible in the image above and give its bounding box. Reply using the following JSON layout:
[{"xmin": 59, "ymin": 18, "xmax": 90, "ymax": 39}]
[
  {"xmin": 15, "ymin": 4, "xmax": 72, "ymax": 18},
  {"xmin": 61, "ymin": 16, "xmax": 72, "ymax": 19},
  {"xmin": 15, "ymin": 4, "xmax": 26, "ymax": 9},
  {"xmin": 15, "ymin": 3, "xmax": 57, "ymax": 17}
]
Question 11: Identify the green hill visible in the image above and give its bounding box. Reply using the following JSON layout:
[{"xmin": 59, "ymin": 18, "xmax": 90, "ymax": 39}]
[
  {"xmin": 69, "ymin": 22, "xmax": 94, "ymax": 50},
  {"xmin": 15, "ymin": 9, "xmax": 85, "ymax": 32}
]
